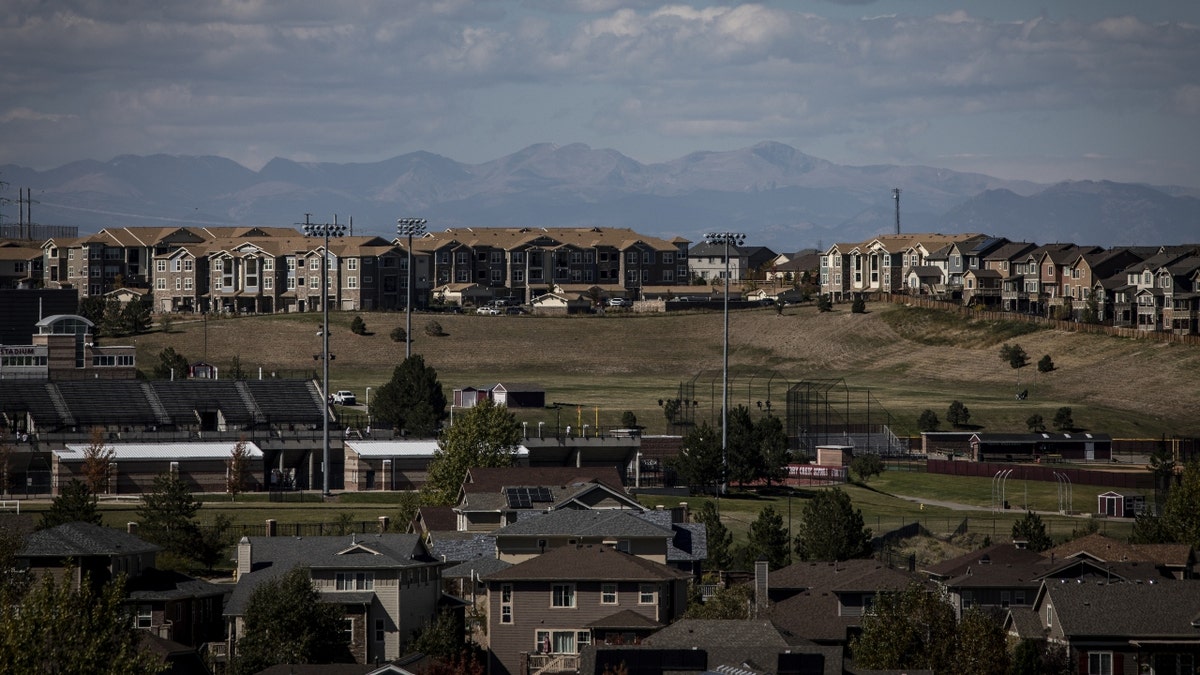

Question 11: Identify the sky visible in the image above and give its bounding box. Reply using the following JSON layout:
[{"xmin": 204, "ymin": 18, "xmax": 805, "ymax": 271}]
[{"xmin": 2, "ymin": 0, "xmax": 1199, "ymax": 188}]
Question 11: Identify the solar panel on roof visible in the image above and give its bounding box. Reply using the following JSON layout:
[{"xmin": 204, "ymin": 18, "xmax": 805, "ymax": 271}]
[{"xmin": 532, "ymin": 487, "xmax": 553, "ymax": 502}]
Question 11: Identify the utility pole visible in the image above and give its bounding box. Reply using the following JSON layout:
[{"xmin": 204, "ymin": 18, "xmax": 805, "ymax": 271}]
[
  {"xmin": 892, "ymin": 188, "xmax": 901, "ymax": 235},
  {"xmin": 300, "ymin": 214, "xmax": 346, "ymax": 497}
]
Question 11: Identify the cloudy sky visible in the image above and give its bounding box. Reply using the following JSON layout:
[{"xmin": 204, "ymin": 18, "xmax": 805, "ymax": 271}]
[{"xmin": 3, "ymin": 0, "xmax": 1199, "ymax": 187}]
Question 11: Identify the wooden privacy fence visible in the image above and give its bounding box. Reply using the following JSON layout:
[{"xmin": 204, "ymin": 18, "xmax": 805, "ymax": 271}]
[
  {"xmin": 928, "ymin": 459, "xmax": 1154, "ymax": 490},
  {"xmin": 884, "ymin": 294, "xmax": 1200, "ymax": 346}
]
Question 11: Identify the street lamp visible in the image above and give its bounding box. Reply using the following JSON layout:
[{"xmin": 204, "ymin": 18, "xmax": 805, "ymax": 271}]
[
  {"xmin": 397, "ymin": 218, "xmax": 427, "ymax": 359},
  {"xmin": 303, "ymin": 217, "xmax": 346, "ymax": 497},
  {"xmin": 704, "ymin": 231, "xmax": 746, "ymax": 495}
]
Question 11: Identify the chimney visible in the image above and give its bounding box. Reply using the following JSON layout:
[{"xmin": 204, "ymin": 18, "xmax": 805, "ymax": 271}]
[
  {"xmin": 237, "ymin": 536, "xmax": 252, "ymax": 579},
  {"xmin": 754, "ymin": 560, "xmax": 770, "ymax": 618},
  {"xmin": 266, "ymin": 519, "xmax": 277, "ymax": 537},
  {"xmin": 127, "ymin": 522, "xmax": 138, "ymax": 535},
  {"xmin": 679, "ymin": 501, "xmax": 689, "ymax": 523},
  {"xmin": 378, "ymin": 516, "xmax": 390, "ymax": 534}
]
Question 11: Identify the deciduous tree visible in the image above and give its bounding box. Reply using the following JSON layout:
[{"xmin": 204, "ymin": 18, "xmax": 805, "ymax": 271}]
[
  {"xmin": 82, "ymin": 426, "xmax": 115, "ymax": 495},
  {"xmin": 946, "ymin": 400, "xmax": 971, "ymax": 428},
  {"xmin": 917, "ymin": 409, "xmax": 940, "ymax": 432},
  {"xmin": 1052, "ymin": 406, "xmax": 1074, "ymax": 432},
  {"xmin": 151, "ymin": 346, "xmax": 190, "ymax": 380},
  {"xmin": 849, "ymin": 454, "xmax": 884, "ymax": 483},
  {"xmin": 999, "ymin": 343, "xmax": 1029, "ymax": 388},
  {"xmin": 1037, "ymin": 355, "xmax": 1055, "ymax": 373},
  {"xmin": 793, "ymin": 488, "xmax": 872, "ymax": 561},
  {"xmin": 226, "ymin": 438, "xmax": 252, "ymax": 498},
  {"xmin": 422, "ymin": 399, "xmax": 521, "ymax": 505},
  {"xmin": 954, "ymin": 607, "xmax": 1010, "ymax": 675},
  {"xmin": 233, "ymin": 567, "xmax": 350, "ymax": 674},
  {"xmin": 1026, "ymin": 414, "xmax": 1046, "ymax": 433},
  {"xmin": 851, "ymin": 582, "xmax": 958, "ymax": 674},
  {"xmin": 0, "ymin": 569, "xmax": 164, "ymax": 674},
  {"xmin": 369, "ymin": 355, "xmax": 447, "ymax": 436},
  {"xmin": 682, "ymin": 582, "xmax": 752, "ymax": 620}
]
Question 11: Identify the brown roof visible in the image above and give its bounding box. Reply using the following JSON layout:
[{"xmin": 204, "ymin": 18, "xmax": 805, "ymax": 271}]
[
  {"xmin": 482, "ymin": 543, "xmax": 689, "ymax": 582},
  {"xmin": 586, "ymin": 609, "xmax": 664, "ymax": 630},
  {"xmin": 414, "ymin": 506, "xmax": 456, "ymax": 533},
  {"xmin": 1045, "ymin": 533, "xmax": 1193, "ymax": 567},
  {"xmin": 771, "ymin": 558, "xmax": 917, "ymax": 591},
  {"xmin": 923, "ymin": 543, "xmax": 1047, "ymax": 579},
  {"xmin": 463, "ymin": 466, "xmax": 625, "ymax": 495}
]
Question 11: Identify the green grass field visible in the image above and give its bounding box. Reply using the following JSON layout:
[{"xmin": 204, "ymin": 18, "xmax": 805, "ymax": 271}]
[{"xmin": 132, "ymin": 301, "xmax": 1200, "ymax": 438}]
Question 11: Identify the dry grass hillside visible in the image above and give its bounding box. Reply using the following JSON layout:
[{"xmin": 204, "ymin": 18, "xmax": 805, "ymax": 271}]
[{"xmin": 131, "ymin": 302, "xmax": 1200, "ymax": 437}]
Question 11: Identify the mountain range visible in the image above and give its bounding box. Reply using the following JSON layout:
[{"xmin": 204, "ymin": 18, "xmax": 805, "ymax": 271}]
[{"xmin": 3, "ymin": 141, "xmax": 1199, "ymax": 251}]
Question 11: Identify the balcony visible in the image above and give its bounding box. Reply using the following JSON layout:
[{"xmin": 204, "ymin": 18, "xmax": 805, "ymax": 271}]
[{"xmin": 528, "ymin": 653, "xmax": 580, "ymax": 674}]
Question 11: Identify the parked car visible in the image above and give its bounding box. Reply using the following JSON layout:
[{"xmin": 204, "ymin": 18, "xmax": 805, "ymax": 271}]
[
  {"xmin": 505, "ymin": 306, "xmax": 525, "ymax": 315},
  {"xmin": 333, "ymin": 390, "xmax": 357, "ymax": 405},
  {"xmin": 607, "ymin": 297, "xmax": 631, "ymax": 307},
  {"xmin": 476, "ymin": 306, "xmax": 502, "ymax": 315}
]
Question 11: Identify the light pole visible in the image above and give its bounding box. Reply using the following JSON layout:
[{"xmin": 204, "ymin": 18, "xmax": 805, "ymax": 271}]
[
  {"xmin": 704, "ymin": 231, "xmax": 746, "ymax": 495},
  {"xmin": 303, "ymin": 216, "xmax": 346, "ymax": 497},
  {"xmin": 397, "ymin": 218, "xmax": 427, "ymax": 359}
]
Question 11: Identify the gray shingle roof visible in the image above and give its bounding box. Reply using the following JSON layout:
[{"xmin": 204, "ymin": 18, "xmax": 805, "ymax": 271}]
[
  {"xmin": 1045, "ymin": 581, "xmax": 1200, "ymax": 638},
  {"xmin": 19, "ymin": 522, "xmax": 160, "ymax": 558},
  {"xmin": 441, "ymin": 556, "xmax": 511, "ymax": 579},
  {"xmin": 428, "ymin": 533, "xmax": 496, "ymax": 564},
  {"xmin": 491, "ymin": 509, "xmax": 672, "ymax": 538},
  {"xmin": 482, "ymin": 543, "xmax": 689, "ymax": 582}
]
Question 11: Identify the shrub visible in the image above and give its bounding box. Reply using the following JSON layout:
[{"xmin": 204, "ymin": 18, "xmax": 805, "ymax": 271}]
[
  {"xmin": 350, "ymin": 315, "xmax": 367, "ymax": 335},
  {"xmin": 424, "ymin": 320, "xmax": 444, "ymax": 337},
  {"xmin": 917, "ymin": 409, "xmax": 940, "ymax": 432},
  {"xmin": 389, "ymin": 326, "xmax": 407, "ymax": 343},
  {"xmin": 851, "ymin": 295, "xmax": 866, "ymax": 313},
  {"xmin": 817, "ymin": 294, "xmax": 833, "ymax": 312}
]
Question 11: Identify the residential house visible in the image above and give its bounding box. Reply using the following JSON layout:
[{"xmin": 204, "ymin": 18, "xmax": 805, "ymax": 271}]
[
  {"xmin": 1011, "ymin": 580, "xmax": 1200, "ymax": 675},
  {"xmin": 582, "ymin": 619, "xmax": 846, "ymax": 675},
  {"xmin": 962, "ymin": 268, "xmax": 1003, "ymax": 307},
  {"xmin": 765, "ymin": 248, "xmax": 820, "ymax": 286},
  {"xmin": 1060, "ymin": 249, "xmax": 1145, "ymax": 319},
  {"xmin": 1036, "ymin": 244, "xmax": 1102, "ymax": 317},
  {"xmin": 923, "ymin": 542, "xmax": 1048, "ymax": 617},
  {"xmin": 451, "ymin": 466, "xmax": 631, "ymax": 533},
  {"xmin": 491, "ymin": 509, "xmax": 676, "ymax": 566},
  {"xmin": 766, "ymin": 559, "xmax": 928, "ymax": 648},
  {"xmin": 17, "ymin": 522, "xmax": 226, "ymax": 650},
  {"xmin": 481, "ymin": 543, "xmax": 691, "ymax": 675},
  {"xmin": 1045, "ymin": 533, "xmax": 1196, "ymax": 580},
  {"xmin": 227, "ymin": 533, "xmax": 446, "ymax": 665}
]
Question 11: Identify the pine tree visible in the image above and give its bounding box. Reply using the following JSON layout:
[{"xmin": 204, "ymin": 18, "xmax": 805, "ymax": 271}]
[
  {"xmin": 793, "ymin": 488, "xmax": 872, "ymax": 561},
  {"xmin": 694, "ymin": 501, "xmax": 733, "ymax": 571},
  {"xmin": 745, "ymin": 505, "xmax": 791, "ymax": 570},
  {"xmin": 1011, "ymin": 511, "xmax": 1053, "ymax": 552},
  {"xmin": 40, "ymin": 479, "xmax": 101, "ymax": 529},
  {"xmin": 136, "ymin": 472, "xmax": 202, "ymax": 564},
  {"xmin": 369, "ymin": 355, "xmax": 447, "ymax": 436}
]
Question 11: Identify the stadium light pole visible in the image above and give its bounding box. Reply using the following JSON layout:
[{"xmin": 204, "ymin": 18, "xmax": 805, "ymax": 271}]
[
  {"xmin": 397, "ymin": 218, "xmax": 427, "ymax": 359},
  {"xmin": 704, "ymin": 231, "xmax": 746, "ymax": 495},
  {"xmin": 303, "ymin": 217, "xmax": 346, "ymax": 497}
]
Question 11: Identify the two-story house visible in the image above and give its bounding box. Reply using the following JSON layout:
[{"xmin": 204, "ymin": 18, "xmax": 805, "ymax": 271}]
[
  {"xmin": 1010, "ymin": 580, "xmax": 1200, "ymax": 675},
  {"xmin": 227, "ymin": 532, "xmax": 445, "ymax": 665},
  {"xmin": 0, "ymin": 243, "xmax": 43, "ymax": 289},
  {"xmin": 482, "ymin": 543, "xmax": 691, "ymax": 675}
]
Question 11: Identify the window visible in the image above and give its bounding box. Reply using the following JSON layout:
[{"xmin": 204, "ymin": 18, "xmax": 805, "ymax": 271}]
[
  {"xmin": 175, "ymin": 278, "xmax": 182, "ymax": 291},
  {"xmin": 491, "ymin": 251, "xmax": 503, "ymax": 264},
  {"xmin": 962, "ymin": 590, "xmax": 974, "ymax": 609},
  {"xmin": 601, "ymin": 584, "xmax": 617, "ymax": 605},
  {"xmin": 374, "ymin": 618, "xmax": 385, "ymax": 643},
  {"xmin": 347, "ymin": 258, "xmax": 357, "ymax": 271},
  {"xmin": 261, "ymin": 277, "xmax": 270, "ymax": 290},
  {"xmin": 535, "ymin": 630, "xmax": 578, "ymax": 655},
  {"xmin": 551, "ymin": 584, "xmax": 576, "ymax": 608},
  {"xmin": 309, "ymin": 276, "xmax": 319, "ymax": 289},
  {"xmin": 1087, "ymin": 652, "xmax": 1112, "ymax": 675},
  {"xmin": 287, "ymin": 258, "xmax": 296, "ymax": 271},
  {"xmin": 335, "ymin": 572, "xmax": 374, "ymax": 591},
  {"xmin": 500, "ymin": 584, "xmax": 513, "ymax": 624},
  {"xmin": 512, "ymin": 251, "xmax": 525, "ymax": 264},
  {"xmin": 346, "ymin": 276, "xmax": 357, "ymax": 289},
  {"xmin": 156, "ymin": 278, "xmax": 166, "ymax": 290},
  {"xmin": 343, "ymin": 618, "xmax": 354, "ymax": 643},
  {"xmin": 310, "ymin": 257, "xmax": 320, "ymax": 270},
  {"xmin": 287, "ymin": 277, "xmax": 296, "ymax": 290},
  {"xmin": 156, "ymin": 260, "xmax": 166, "ymax": 273},
  {"xmin": 1000, "ymin": 591, "xmax": 1010, "ymax": 608},
  {"xmin": 639, "ymin": 584, "xmax": 656, "ymax": 605},
  {"xmin": 1045, "ymin": 605, "xmax": 1053, "ymax": 627},
  {"xmin": 136, "ymin": 606, "xmax": 153, "ymax": 629},
  {"xmin": 261, "ymin": 258, "xmax": 271, "ymax": 271}
]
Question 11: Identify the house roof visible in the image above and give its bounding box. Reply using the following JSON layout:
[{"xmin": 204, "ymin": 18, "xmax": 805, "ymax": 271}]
[
  {"xmin": 586, "ymin": 608, "xmax": 664, "ymax": 630},
  {"xmin": 490, "ymin": 509, "xmax": 672, "ymax": 539},
  {"xmin": 636, "ymin": 510, "xmax": 708, "ymax": 563},
  {"xmin": 482, "ymin": 543, "xmax": 689, "ymax": 582},
  {"xmin": 770, "ymin": 558, "xmax": 914, "ymax": 592},
  {"xmin": 1044, "ymin": 533, "xmax": 1194, "ymax": 568},
  {"xmin": 1043, "ymin": 581, "xmax": 1200, "ymax": 639},
  {"xmin": 643, "ymin": 619, "xmax": 789, "ymax": 649},
  {"xmin": 427, "ymin": 532, "xmax": 497, "ymax": 564},
  {"xmin": 441, "ymin": 556, "xmax": 512, "ymax": 580},
  {"xmin": 19, "ymin": 522, "xmax": 160, "ymax": 558},
  {"xmin": 463, "ymin": 466, "xmax": 625, "ymax": 495},
  {"xmin": 923, "ymin": 542, "xmax": 1048, "ymax": 580},
  {"xmin": 413, "ymin": 506, "xmax": 457, "ymax": 533},
  {"xmin": 125, "ymin": 568, "xmax": 228, "ymax": 601}
]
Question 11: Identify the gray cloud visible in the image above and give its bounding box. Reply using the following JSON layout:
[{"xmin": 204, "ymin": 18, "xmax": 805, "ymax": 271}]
[{"xmin": 1, "ymin": 2, "xmax": 1197, "ymax": 187}]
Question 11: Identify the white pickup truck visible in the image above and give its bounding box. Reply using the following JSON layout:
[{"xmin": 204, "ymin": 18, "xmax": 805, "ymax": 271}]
[{"xmin": 333, "ymin": 390, "xmax": 356, "ymax": 406}]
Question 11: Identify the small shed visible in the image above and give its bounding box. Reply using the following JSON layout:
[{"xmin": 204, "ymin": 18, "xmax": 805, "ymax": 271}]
[
  {"xmin": 1097, "ymin": 491, "xmax": 1147, "ymax": 518},
  {"xmin": 52, "ymin": 441, "xmax": 264, "ymax": 495},
  {"xmin": 343, "ymin": 440, "xmax": 440, "ymax": 491},
  {"xmin": 490, "ymin": 383, "xmax": 545, "ymax": 409},
  {"xmin": 816, "ymin": 445, "xmax": 853, "ymax": 467},
  {"xmin": 453, "ymin": 386, "xmax": 489, "ymax": 408}
]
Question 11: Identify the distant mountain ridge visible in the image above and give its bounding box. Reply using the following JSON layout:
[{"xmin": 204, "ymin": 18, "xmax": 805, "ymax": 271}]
[{"xmin": 3, "ymin": 142, "xmax": 1198, "ymax": 250}]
